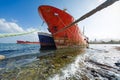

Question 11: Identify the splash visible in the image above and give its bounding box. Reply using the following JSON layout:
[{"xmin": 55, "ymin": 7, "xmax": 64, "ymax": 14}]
[{"xmin": 49, "ymin": 44, "xmax": 120, "ymax": 80}]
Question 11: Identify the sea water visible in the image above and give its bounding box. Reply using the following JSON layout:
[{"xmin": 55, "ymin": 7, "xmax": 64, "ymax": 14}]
[
  {"xmin": 0, "ymin": 43, "xmax": 40, "ymax": 69},
  {"xmin": 0, "ymin": 43, "xmax": 120, "ymax": 80},
  {"xmin": 49, "ymin": 44, "xmax": 120, "ymax": 80}
]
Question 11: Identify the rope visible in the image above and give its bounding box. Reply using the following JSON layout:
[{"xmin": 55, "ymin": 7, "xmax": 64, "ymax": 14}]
[
  {"xmin": 55, "ymin": 15, "xmax": 77, "ymax": 42},
  {"xmin": 53, "ymin": 0, "xmax": 119, "ymax": 35},
  {"xmin": 41, "ymin": 21, "xmax": 44, "ymax": 26},
  {"xmin": 0, "ymin": 30, "xmax": 37, "ymax": 38}
]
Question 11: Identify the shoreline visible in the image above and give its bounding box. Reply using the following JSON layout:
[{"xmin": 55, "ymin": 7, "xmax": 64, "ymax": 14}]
[{"xmin": 0, "ymin": 44, "xmax": 120, "ymax": 80}]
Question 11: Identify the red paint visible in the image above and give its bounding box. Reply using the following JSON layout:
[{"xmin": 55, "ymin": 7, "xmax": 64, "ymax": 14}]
[
  {"xmin": 17, "ymin": 40, "xmax": 40, "ymax": 44},
  {"xmin": 38, "ymin": 5, "xmax": 87, "ymax": 48}
]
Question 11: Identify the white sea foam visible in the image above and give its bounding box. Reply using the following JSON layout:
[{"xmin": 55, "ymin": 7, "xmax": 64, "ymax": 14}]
[{"xmin": 49, "ymin": 44, "xmax": 120, "ymax": 80}]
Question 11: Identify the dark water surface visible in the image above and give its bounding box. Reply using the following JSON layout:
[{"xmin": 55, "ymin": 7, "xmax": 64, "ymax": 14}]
[
  {"xmin": 0, "ymin": 43, "xmax": 40, "ymax": 68},
  {"xmin": 0, "ymin": 43, "xmax": 120, "ymax": 80}
]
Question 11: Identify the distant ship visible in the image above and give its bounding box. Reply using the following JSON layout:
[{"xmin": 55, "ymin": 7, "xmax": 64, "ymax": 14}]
[
  {"xmin": 38, "ymin": 5, "xmax": 87, "ymax": 50},
  {"xmin": 17, "ymin": 40, "xmax": 40, "ymax": 44}
]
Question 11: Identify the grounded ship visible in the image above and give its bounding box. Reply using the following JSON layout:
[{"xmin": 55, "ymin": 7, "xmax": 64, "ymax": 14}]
[
  {"xmin": 17, "ymin": 40, "xmax": 40, "ymax": 44},
  {"xmin": 38, "ymin": 5, "xmax": 88, "ymax": 50},
  {"xmin": 38, "ymin": 0, "xmax": 119, "ymax": 50}
]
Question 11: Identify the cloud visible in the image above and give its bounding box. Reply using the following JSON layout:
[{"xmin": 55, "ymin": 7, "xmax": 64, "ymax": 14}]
[
  {"xmin": 0, "ymin": 18, "xmax": 24, "ymax": 33},
  {"xmin": 98, "ymin": 0, "xmax": 103, "ymax": 2},
  {"xmin": 98, "ymin": 0, "xmax": 104, "ymax": 2}
]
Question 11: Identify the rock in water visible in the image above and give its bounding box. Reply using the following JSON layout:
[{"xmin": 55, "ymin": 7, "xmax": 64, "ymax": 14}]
[
  {"xmin": 0, "ymin": 55, "xmax": 5, "ymax": 60},
  {"xmin": 115, "ymin": 63, "xmax": 120, "ymax": 67}
]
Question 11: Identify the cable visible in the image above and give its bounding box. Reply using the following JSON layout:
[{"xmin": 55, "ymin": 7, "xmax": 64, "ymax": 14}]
[{"xmin": 0, "ymin": 30, "xmax": 37, "ymax": 38}]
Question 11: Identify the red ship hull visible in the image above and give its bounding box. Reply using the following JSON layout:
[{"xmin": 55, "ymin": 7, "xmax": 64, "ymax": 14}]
[
  {"xmin": 17, "ymin": 40, "xmax": 40, "ymax": 44},
  {"xmin": 38, "ymin": 5, "xmax": 87, "ymax": 49}
]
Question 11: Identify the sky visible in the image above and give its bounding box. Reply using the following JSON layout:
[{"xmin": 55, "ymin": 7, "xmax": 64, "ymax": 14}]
[{"xmin": 0, "ymin": 0, "xmax": 120, "ymax": 43}]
